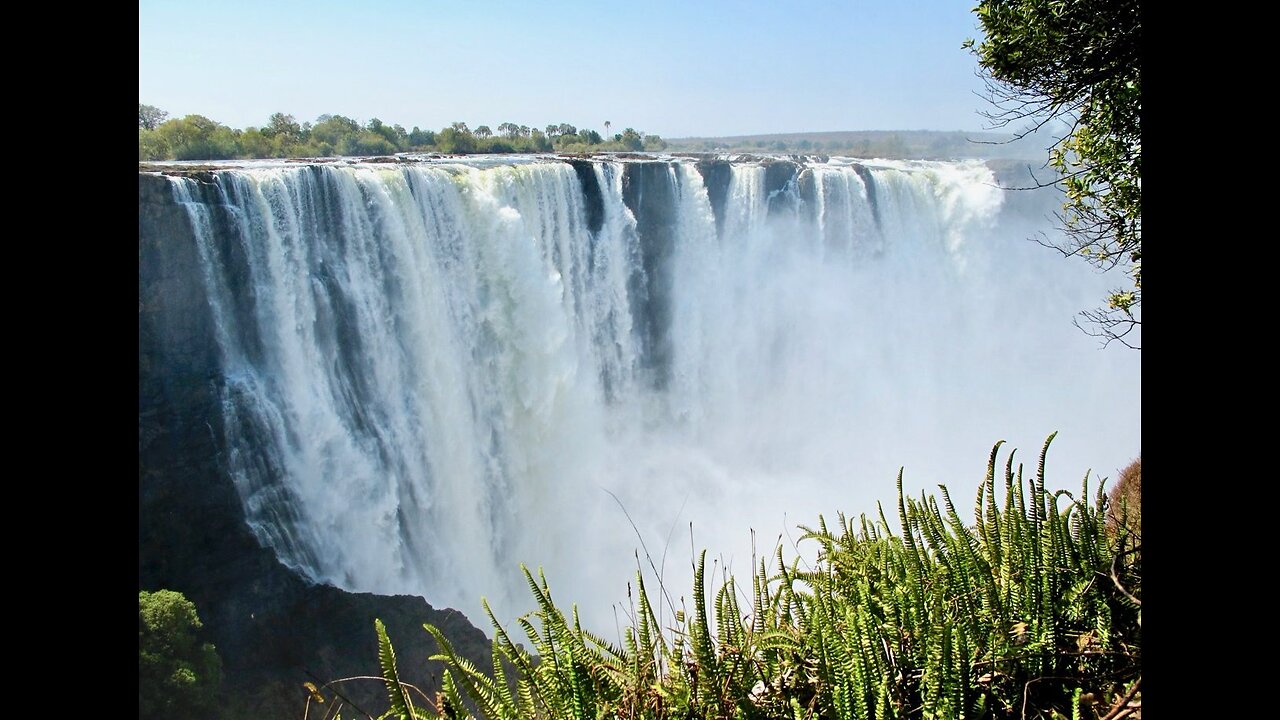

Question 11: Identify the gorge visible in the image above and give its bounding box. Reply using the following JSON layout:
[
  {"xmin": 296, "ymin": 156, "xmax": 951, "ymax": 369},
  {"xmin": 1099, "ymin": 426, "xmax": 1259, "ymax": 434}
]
[{"xmin": 138, "ymin": 153, "xmax": 1140, "ymax": 714}]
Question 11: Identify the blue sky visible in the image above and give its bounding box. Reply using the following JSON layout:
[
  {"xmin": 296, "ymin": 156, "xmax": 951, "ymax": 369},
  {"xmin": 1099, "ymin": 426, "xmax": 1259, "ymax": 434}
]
[{"xmin": 139, "ymin": 0, "xmax": 991, "ymax": 138}]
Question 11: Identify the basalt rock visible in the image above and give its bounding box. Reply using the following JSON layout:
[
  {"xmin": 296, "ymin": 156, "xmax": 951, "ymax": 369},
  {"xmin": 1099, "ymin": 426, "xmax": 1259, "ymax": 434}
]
[{"xmin": 139, "ymin": 172, "xmax": 492, "ymax": 719}]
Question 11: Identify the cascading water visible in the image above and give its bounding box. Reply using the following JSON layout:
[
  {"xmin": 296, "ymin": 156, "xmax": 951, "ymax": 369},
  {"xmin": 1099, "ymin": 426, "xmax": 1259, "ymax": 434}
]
[{"xmin": 158, "ymin": 155, "xmax": 1140, "ymax": 632}]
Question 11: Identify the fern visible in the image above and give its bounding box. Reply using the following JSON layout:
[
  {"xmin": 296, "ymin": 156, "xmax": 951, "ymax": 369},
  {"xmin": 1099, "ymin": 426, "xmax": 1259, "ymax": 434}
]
[
  {"xmin": 367, "ymin": 436, "xmax": 1138, "ymax": 720},
  {"xmin": 376, "ymin": 619, "xmax": 419, "ymax": 720}
]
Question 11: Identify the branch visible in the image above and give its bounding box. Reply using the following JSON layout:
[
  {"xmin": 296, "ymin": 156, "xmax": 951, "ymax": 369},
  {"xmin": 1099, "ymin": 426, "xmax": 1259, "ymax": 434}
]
[
  {"xmin": 1074, "ymin": 310, "xmax": 1141, "ymax": 350},
  {"xmin": 1108, "ymin": 543, "xmax": 1142, "ymax": 607},
  {"xmin": 303, "ymin": 669, "xmax": 382, "ymax": 720},
  {"xmin": 1099, "ymin": 677, "xmax": 1141, "ymax": 720}
]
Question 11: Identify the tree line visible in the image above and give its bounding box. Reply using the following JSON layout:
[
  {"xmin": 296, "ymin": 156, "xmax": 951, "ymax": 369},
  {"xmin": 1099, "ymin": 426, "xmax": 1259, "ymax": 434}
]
[{"xmin": 139, "ymin": 105, "xmax": 667, "ymax": 161}]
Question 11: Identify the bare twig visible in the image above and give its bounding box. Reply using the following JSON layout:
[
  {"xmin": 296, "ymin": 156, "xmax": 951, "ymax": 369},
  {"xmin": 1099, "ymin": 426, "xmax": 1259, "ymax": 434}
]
[
  {"xmin": 1108, "ymin": 544, "xmax": 1142, "ymax": 607},
  {"xmin": 303, "ymin": 669, "xmax": 379, "ymax": 720},
  {"xmin": 603, "ymin": 487, "xmax": 679, "ymax": 627},
  {"xmin": 1099, "ymin": 677, "xmax": 1141, "ymax": 720}
]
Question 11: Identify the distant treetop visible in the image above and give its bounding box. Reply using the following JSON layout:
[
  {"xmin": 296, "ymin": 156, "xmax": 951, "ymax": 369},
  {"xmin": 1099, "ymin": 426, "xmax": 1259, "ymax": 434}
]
[{"xmin": 138, "ymin": 106, "xmax": 668, "ymax": 161}]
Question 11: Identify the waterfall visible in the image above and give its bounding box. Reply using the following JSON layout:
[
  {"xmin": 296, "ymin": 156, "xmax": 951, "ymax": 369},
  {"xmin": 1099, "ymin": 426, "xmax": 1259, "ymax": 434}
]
[{"xmin": 156, "ymin": 156, "xmax": 1140, "ymax": 630}]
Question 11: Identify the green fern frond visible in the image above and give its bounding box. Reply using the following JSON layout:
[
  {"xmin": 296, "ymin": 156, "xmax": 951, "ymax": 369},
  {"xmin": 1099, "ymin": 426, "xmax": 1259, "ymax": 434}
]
[
  {"xmin": 481, "ymin": 599, "xmax": 537, "ymax": 679},
  {"xmin": 422, "ymin": 621, "xmax": 511, "ymax": 719},
  {"xmin": 490, "ymin": 642, "xmax": 516, "ymax": 715},
  {"xmin": 379, "ymin": 436, "xmax": 1140, "ymax": 720},
  {"xmin": 376, "ymin": 618, "xmax": 418, "ymax": 720},
  {"xmin": 438, "ymin": 671, "xmax": 468, "ymax": 720}
]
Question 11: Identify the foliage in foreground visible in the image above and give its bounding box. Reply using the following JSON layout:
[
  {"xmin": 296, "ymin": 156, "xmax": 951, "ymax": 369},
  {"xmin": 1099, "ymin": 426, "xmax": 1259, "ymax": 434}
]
[
  {"xmin": 1105, "ymin": 458, "xmax": 1140, "ymax": 542},
  {"xmin": 139, "ymin": 589, "xmax": 223, "ymax": 720},
  {"xmin": 345, "ymin": 434, "xmax": 1139, "ymax": 719}
]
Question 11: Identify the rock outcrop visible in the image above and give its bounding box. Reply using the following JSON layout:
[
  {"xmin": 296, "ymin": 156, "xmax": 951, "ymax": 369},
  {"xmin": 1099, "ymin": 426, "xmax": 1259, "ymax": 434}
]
[{"xmin": 139, "ymin": 173, "xmax": 492, "ymax": 718}]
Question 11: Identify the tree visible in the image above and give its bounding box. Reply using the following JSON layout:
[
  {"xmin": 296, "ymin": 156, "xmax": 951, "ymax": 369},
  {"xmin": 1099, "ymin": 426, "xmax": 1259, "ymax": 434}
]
[
  {"xmin": 967, "ymin": 0, "xmax": 1141, "ymax": 348},
  {"xmin": 139, "ymin": 103, "xmax": 168, "ymax": 130},
  {"xmin": 266, "ymin": 112, "xmax": 303, "ymax": 143},
  {"xmin": 340, "ymin": 131, "xmax": 397, "ymax": 156},
  {"xmin": 475, "ymin": 125, "xmax": 492, "ymax": 139},
  {"xmin": 603, "ymin": 120, "xmax": 611, "ymax": 138},
  {"xmin": 436, "ymin": 126, "xmax": 476, "ymax": 154},
  {"xmin": 153, "ymin": 115, "xmax": 240, "ymax": 160},
  {"xmin": 139, "ymin": 590, "xmax": 222, "ymax": 720},
  {"xmin": 529, "ymin": 128, "xmax": 552, "ymax": 152},
  {"xmin": 619, "ymin": 128, "xmax": 643, "ymax": 151},
  {"xmin": 408, "ymin": 126, "xmax": 436, "ymax": 148},
  {"xmin": 643, "ymin": 133, "xmax": 668, "ymax": 151},
  {"xmin": 311, "ymin": 114, "xmax": 361, "ymax": 147},
  {"xmin": 1107, "ymin": 457, "xmax": 1141, "ymax": 539},
  {"xmin": 366, "ymin": 118, "xmax": 408, "ymax": 150},
  {"xmin": 139, "ymin": 128, "xmax": 169, "ymax": 161},
  {"xmin": 238, "ymin": 127, "xmax": 276, "ymax": 158}
]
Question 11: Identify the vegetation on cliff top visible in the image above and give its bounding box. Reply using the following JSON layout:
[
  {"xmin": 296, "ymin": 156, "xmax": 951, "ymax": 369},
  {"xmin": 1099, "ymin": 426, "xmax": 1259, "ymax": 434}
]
[{"xmin": 138, "ymin": 106, "xmax": 668, "ymax": 161}]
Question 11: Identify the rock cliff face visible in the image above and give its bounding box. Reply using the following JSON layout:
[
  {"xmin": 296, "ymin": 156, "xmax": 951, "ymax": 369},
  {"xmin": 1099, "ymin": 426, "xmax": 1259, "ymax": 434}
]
[
  {"xmin": 621, "ymin": 161, "xmax": 680, "ymax": 391},
  {"xmin": 138, "ymin": 173, "xmax": 491, "ymax": 718},
  {"xmin": 762, "ymin": 158, "xmax": 800, "ymax": 216},
  {"xmin": 568, "ymin": 159, "xmax": 605, "ymax": 234},
  {"xmin": 138, "ymin": 154, "xmax": 1070, "ymax": 717},
  {"xmin": 694, "ymin": 158, "xmax": 732, "ymax": 238}
]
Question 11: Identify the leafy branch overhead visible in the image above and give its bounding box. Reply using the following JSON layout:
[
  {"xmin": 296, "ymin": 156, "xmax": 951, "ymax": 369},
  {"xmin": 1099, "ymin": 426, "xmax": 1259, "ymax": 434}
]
[{"xmin": 966, "ymin": 0, "xmax": 1141, "ymax": 348}]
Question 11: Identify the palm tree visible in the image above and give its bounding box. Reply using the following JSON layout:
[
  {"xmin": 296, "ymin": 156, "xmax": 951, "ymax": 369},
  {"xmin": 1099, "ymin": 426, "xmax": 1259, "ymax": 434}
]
[{"xmin": 604, "ymin": 120, "xmax": 611, "ymax": 139}]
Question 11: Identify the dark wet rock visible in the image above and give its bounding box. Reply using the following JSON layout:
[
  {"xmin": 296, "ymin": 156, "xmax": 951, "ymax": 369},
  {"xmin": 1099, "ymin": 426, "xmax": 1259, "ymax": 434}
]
[
  {"xmin": 763, "ymin": 159, "xmax": 800, "ymax": 216},
  {"xmin": 568, "ymin": 159, "xmax": 605, "ymax": 234},
  {"xmin": 620, "ymin": 161, "xmax": 678, "ymax": 391},
  {"xmin": 851, "ymin": 163, "xmax": 883, "ymax": 232},
  {"xmin": 797, "ymin": 168, "xmax": 817, "ymax": 211},
  {"xmin": 139, "ymin": 172, "xmax": 492, "ymax": 719},
  {"xmin": 695, "ymin": 159, "xmax": 732, "ymax": 239}
]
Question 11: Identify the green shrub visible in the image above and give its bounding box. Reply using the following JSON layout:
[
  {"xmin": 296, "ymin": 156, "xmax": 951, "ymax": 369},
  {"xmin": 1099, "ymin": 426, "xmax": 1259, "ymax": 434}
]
[
  {"xmin": 371, "ymin": 434, "xmax": 1141, "ymax": 718},
  {"xmin": 1107, "ymin": 458, "xmax": 1141, "ymax": 540},
  {"xmin": 138, "ymin": 128, "xmax": 169, "ymax": 161},
  {"xmin": 339, "ymin": 131, "xmax": 399, "ymax": 157},
  {"xmin": 139, "ymin": 589, "xmax": 222, "ymax": 720}
]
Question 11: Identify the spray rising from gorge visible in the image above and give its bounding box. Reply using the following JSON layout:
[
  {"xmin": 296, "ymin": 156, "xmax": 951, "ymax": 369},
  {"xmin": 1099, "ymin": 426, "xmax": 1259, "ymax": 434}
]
[{"xmin": 154, "ymin": 155, "xmax": 1140, "ymax": 630}]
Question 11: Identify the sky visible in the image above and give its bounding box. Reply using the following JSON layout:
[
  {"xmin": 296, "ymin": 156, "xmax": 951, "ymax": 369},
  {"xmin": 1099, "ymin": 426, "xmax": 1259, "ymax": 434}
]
[{"xmin": 139, "ymin": 0, "xmax": 994, "ymax": 139}]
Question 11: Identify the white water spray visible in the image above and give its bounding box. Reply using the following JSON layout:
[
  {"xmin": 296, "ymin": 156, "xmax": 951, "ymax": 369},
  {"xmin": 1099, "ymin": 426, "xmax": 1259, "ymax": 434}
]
[{"xmin": 164, "ymin": 156, "xmax": 1140, "ymax": 633}]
